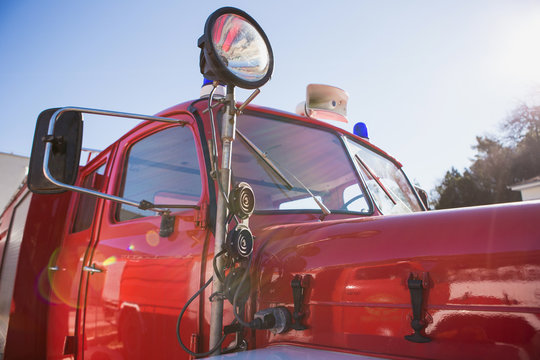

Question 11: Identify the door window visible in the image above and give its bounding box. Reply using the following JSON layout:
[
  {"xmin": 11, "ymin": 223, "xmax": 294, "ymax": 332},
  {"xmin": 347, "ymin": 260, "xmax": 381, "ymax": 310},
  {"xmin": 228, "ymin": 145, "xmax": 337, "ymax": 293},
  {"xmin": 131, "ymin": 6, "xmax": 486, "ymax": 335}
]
[
  {"xmin": 117, "ymin": 126, "xmax": 202, "ymax": 221},
  {"xmin": 71, "ymin": 164, "xmax": 106, "ymax": 233}
]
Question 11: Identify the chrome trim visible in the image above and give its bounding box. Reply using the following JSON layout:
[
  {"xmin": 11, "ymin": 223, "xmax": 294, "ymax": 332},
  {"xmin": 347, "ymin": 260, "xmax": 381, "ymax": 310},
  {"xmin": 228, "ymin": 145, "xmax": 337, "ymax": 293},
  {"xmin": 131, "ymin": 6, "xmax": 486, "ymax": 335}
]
[
  {"xmin": 81, "ymin": 147, "xmax": 102, "ymax": 153},
  {"xmin": 83, "ymin": 264, "xmax": 103, "ymax": 274},
  {"xmin": 236, "ymin": 88, "xmax": 260, "ymax": 114},
  {"xmin": 42, "ymin": 106, "xmax": 187, "ymax": 213}
]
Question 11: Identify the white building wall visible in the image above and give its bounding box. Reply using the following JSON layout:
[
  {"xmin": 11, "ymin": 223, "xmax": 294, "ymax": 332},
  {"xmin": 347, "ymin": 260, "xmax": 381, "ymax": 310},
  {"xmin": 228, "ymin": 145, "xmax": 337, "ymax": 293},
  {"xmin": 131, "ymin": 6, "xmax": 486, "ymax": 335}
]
[
  {"xmin": 0, "ymin": 153, "xmax": 29, "ymax": 212},
  {"xmin": 521, "ymin": 186, "xmax": 540, "ymax": 201}
]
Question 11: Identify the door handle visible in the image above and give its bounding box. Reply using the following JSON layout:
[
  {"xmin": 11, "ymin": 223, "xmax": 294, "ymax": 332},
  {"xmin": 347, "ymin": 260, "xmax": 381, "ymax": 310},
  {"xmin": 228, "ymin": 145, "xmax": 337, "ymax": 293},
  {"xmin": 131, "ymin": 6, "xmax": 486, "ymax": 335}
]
[{"xmin": 83, "ymin": 263, "xmax": 103, "ymax": 274}]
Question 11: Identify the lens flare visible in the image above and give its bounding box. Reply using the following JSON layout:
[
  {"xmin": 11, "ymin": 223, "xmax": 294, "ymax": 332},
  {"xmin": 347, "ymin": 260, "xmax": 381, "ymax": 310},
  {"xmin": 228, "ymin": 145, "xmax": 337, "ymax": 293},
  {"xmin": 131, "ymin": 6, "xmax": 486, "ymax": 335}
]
[
  {"xmin": 36, "ymin": 265, "xmax": 62, "ymax": 305},
  {"xmin": 36, "ymin": 248, "xmax": 64, "ymax": 305},
  {"xmin": 38, "ymin": 247, "xmax": 81, "ymax": 308},
  {"xmin": 103, "ymin": 256, "xmax": 117, "ymax": 267},
  {"xmin": 146, "ymin": 230, "xmax": 160, "ymax": 247}
]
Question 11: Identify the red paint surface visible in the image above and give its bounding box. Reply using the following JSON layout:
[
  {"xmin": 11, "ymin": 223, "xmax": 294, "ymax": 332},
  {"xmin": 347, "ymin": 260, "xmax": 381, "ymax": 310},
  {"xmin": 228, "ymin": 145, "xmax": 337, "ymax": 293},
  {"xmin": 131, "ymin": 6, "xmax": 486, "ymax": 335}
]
[{"xmin": 251, "ymin": 202, "xmax": 540, "ymax": 359}]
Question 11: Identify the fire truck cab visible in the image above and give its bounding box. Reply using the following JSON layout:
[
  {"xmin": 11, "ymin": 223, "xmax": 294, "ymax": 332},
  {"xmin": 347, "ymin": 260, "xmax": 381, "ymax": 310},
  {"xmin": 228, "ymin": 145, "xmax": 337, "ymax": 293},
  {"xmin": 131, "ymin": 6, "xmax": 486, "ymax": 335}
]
[{"xmin": 1, "ymin": 6, "xmax": 539, "ymax": 360}]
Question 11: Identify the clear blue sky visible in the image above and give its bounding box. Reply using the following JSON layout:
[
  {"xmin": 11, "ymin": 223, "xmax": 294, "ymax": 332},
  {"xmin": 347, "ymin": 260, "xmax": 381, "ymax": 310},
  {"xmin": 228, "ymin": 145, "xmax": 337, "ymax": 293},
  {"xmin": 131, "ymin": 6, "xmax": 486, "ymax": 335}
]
[{"xmin": 1, "ymin": 0, "xmax": 539, "ymax": 192}]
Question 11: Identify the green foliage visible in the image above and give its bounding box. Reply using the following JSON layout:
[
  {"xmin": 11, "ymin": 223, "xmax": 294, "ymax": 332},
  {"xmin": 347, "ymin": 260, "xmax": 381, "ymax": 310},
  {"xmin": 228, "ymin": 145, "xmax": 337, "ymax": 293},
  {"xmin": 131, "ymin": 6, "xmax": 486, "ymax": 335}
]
[{"xmin": 433, "ymin": 103, "xmax": 540, "ymax": 209}]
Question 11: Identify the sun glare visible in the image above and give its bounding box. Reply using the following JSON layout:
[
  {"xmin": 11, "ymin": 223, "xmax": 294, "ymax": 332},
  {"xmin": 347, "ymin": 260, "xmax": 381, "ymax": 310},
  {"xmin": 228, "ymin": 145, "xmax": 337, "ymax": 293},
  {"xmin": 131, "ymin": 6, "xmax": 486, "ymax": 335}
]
[{"xmin": 498, "ymin": 11, "xmax": 540, "ymax": 84}]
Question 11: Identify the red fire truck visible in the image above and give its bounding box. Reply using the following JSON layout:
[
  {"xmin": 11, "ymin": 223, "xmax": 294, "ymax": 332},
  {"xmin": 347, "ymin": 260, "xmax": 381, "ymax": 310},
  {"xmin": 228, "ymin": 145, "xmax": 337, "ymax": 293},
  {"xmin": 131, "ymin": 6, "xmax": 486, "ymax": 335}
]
[{"xmin": 1, "ymin": 7, "xmax": 539, "ymax": 360}]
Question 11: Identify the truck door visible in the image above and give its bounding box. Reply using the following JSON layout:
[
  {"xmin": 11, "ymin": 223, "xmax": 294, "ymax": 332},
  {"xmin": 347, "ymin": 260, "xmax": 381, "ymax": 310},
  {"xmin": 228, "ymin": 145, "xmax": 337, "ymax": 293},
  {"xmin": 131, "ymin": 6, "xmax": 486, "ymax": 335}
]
[
  {"xmin": 46, "ymin": 152, "xmax": 111, "ymax": 360},
  {"xmin": 81, "ymin": 119, "xmax": 210, "ymax": 360}
]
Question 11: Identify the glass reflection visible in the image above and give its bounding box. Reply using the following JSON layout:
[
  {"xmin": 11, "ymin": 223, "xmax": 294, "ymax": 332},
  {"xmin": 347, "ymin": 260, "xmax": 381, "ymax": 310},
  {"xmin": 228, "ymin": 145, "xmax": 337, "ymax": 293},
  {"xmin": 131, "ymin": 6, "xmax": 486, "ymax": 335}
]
[{"xmin": 211, "ymin": 14, "xmax": 270, "ymax": 81}]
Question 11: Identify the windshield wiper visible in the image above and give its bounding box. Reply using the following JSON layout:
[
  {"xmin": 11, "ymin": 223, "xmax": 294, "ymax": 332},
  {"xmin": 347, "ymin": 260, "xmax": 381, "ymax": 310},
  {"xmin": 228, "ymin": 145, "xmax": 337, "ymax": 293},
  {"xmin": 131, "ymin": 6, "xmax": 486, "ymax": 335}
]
[
  {"xmin": 281, "ymin": 166, "xmax": 331, "ymax": 216},
  {"xmin": 235, "ymin": 130, "xmax": 293, "ymax": 190},
  {"xmin": 236, "ymin": 129, "xmax": 331, "ymax": 216},
  {"xmin": 355, "ymin": 154, "xmax": 397, "ymax": 205}
]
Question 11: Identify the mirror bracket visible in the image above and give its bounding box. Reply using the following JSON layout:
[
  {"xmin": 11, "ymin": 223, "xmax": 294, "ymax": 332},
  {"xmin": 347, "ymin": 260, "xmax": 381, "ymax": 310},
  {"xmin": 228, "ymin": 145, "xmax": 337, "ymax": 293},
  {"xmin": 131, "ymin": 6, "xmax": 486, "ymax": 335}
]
[
  {"xmin": 42, "ymin": 134, "xmax": 66, "ymax": 154},
  {"xmin": 29, "ymin": 106, "xmax": 189, "ymax": 204},
  {"xmin": 160, "ymin": 211, "xmax": 176, "ymax": 238},
  {"xmin": 138, "ymin": 199, "xmax": 155, "ymax": 210}
]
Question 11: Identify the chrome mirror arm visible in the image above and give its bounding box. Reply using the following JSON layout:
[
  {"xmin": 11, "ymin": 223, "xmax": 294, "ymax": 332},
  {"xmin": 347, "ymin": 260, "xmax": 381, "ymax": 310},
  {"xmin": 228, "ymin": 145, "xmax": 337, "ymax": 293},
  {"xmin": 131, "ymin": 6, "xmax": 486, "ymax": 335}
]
[{"xmin": 42, "ymin": 106, "xmax": 187, "ymax": 213}]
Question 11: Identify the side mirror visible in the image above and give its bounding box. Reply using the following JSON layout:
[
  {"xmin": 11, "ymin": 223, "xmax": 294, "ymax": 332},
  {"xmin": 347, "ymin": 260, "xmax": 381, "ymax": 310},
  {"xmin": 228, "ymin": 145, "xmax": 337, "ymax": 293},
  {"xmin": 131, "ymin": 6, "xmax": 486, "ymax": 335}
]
[
  {"xmin": 28, "ymin": 108, "xmax": 83, "ymax": 194},
  {"xmin": 414, "ymin": 186, "xmax": 430, "ymax": 210},
  {"xmin": 27, "ymin": 106, "xmax": 191, "ymax": 215}
]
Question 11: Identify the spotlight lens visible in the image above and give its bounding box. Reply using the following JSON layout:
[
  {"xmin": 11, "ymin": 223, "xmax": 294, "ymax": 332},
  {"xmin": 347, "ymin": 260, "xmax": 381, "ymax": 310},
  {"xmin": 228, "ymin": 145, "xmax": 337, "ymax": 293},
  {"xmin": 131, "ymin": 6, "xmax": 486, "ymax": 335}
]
[{"xmin": 211, "ymin": 13, "xmax": 270, "ymax": 82}]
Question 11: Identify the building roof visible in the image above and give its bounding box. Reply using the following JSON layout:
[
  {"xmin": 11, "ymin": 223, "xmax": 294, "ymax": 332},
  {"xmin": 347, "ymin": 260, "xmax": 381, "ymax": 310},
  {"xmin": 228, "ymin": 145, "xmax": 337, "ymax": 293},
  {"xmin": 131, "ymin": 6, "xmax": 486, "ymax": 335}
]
[
  {"xmin": 0, "ymin": 152, "xmax": 29, "ymax": 213},
  {"xmin": 509, "ymin": 175, "xmax": 540, "ymax": 191},
  {"xmin": 0, "ymin": 151, "xmax": 29, "ymax": 159}
]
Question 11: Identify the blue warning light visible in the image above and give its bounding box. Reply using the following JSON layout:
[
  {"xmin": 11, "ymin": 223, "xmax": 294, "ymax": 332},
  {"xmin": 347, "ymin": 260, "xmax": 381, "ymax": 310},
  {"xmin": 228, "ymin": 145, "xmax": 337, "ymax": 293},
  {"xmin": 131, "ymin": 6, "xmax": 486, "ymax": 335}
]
[
  {"xmin": 202, "ymin": 77, "xmax": 213, "ymax": 86},
  {"xmin": 353, "ymin": 122, "xmax": 369, "ymax": 139}
]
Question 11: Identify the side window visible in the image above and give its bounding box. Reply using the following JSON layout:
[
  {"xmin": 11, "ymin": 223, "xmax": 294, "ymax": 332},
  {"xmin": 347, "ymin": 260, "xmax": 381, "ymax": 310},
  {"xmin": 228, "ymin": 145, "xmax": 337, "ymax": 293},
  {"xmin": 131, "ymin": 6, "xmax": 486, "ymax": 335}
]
[
  {"xmin": 342, "ymin": 184, "xmax": 369, "ymax": 212},
  {"xmin": 117, "ymin": 126, "xmax": 202, "ymax": 222},
  {"xmin": 71, "ymin": 164, "xmax": 106, "ymax": 233},
  {"xmin": 348, "ymin": 140, "xmax": 423, "ymax": 214}
]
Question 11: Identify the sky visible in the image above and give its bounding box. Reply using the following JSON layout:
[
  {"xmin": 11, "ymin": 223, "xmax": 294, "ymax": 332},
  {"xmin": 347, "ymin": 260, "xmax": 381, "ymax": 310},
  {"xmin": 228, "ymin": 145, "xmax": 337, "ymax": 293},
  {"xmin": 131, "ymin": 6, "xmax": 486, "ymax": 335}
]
[{"xmin": 1, "ymin": 0, "xmax": 540, "ymax": 193}]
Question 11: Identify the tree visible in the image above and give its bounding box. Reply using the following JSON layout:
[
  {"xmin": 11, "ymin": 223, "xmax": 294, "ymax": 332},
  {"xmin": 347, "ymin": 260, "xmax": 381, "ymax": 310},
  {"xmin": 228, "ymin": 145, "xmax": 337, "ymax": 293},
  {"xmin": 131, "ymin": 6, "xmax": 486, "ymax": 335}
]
[
  {"xmin": 502, "ymin": 103, "xmax": 540, "ymax": 144},
  {"xmin": 505, "ymin": 104, "xmax": 540, "ymax": 181},
  {"xmin": 433, "ymin": 103, "xmax": 540, "ymax": 209},
  {"xmin": 434, "ymin": 167, "xmax": 491, "ymax": 209}
]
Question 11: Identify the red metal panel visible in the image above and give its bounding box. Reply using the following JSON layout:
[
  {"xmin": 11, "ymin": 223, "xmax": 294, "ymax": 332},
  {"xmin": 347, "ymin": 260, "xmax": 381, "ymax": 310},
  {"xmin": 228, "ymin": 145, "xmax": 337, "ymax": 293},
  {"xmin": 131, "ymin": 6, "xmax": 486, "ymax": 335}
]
[
  {"xmin": 252, "ymin": 201, "xmax": 540, "ymax": 359},
  {"xmin": 0, "ymin": 192, "xmax": 31, "ymax": 357},
  {"xmin": 3, "ymin": 189, "xmax": 72, "ymax": 359}
]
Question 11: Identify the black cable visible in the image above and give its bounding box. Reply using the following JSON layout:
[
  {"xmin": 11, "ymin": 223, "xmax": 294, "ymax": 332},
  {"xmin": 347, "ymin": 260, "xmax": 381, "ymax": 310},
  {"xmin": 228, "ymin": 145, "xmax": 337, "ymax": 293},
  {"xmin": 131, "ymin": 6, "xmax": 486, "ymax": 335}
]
[
  {"xmin": 177, "ymin": 87, "xmax": 249, "ymax": 357},
  {"xmin": 226, "ymin": 211, "xmax": 235, "ymax": 226},
  {"xmin": 176, "ymin": 275, "xmax": 227, "ymax": 357},
  {"xmin": 213, "ymin": 249, "xmax": 227, "ymax": 283}
]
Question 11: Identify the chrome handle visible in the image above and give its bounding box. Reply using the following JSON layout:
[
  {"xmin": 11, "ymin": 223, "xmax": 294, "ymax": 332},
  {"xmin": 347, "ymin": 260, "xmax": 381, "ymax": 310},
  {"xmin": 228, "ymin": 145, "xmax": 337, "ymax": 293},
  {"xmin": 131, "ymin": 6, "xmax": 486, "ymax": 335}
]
[{"xmin": 83, "ymin": 264, "xmax": 103, "ymax": 274}]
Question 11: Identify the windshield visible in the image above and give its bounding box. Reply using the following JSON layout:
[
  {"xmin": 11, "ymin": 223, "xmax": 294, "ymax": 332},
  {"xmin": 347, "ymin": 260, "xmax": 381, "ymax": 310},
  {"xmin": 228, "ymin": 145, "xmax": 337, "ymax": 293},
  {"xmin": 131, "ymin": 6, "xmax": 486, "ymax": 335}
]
[
  {"xmin": 231, "ymin": 112, "xmax": 370, "ymax": 213},
  {"xmin": 346, "ymin": 138, "xmax": 423, "ymax": 214}
]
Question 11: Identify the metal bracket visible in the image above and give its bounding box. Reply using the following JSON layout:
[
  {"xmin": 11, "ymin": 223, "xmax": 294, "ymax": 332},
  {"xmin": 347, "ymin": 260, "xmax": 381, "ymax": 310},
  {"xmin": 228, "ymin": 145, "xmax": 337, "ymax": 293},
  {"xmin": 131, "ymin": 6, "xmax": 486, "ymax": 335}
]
[
  {"xmin": 159, "ymin": 212, "xmax": 176, "ymax": 238},
  {"xmin": 42, "ymin": 134, "xmax": 66, "ymax": 154},
  {"xmin": 209, "ymin": 291, "xmax": 226, "ymax": 302},
  {"xmin": 290, "ymin": 275, "xmax": 308, "ymax": 330},
  {"xmin": 38, "ymin": 106, "xmax": 188, "ymax": 211},
  {"xmin": 404, "ymin": 272, "xmax": 431, "ymax": 343},
  {"xmin": 195, "ymin": 202, "xmax": 208, "ymax": 229}
]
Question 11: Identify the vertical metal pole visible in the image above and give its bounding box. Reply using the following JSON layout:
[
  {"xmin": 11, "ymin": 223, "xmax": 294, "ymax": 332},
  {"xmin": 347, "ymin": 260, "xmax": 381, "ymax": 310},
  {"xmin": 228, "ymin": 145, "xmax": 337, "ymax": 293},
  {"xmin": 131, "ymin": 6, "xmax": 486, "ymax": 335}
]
[{"xmin": 209, "ymin": 85, "xmax": 236, "ymax": 355}]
